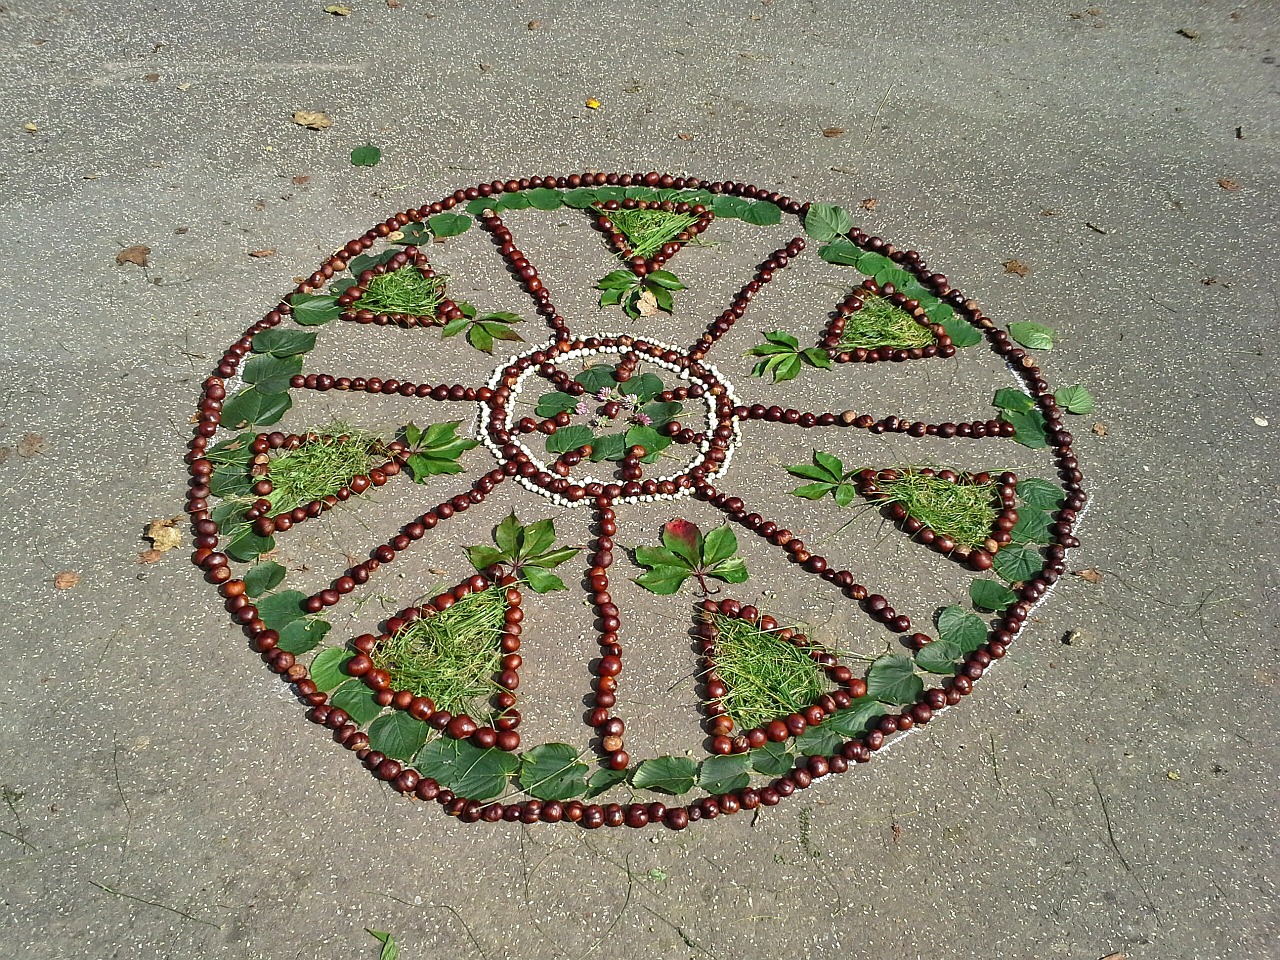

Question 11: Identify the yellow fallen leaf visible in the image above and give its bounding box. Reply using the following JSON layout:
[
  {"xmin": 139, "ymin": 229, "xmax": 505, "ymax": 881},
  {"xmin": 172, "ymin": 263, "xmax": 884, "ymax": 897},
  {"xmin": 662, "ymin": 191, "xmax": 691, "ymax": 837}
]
[
  {"xmin": 54, "ymin": 571, "xmax": 80, "ymax": 590},
  {"xmin": 585, "ymin": 97, "xmax": 601, "ymax": 109},
  {"xmin": 1166, "ymin": 770, "xmax": 1180, "ymax": 781},
  {"xmin": 292, "ymin": 110, "xmax": 333, "ymax": 130},
  {"xmin": 23, "ymin": 122, "xmax": 39, "ymax": 133},
  {"xmin": 324, "ymin": 4, "xmax": 352, "ymax": 14},
  {"xmin": 145, "ymin": 516, "xmax": 184, "ymax": 552}
]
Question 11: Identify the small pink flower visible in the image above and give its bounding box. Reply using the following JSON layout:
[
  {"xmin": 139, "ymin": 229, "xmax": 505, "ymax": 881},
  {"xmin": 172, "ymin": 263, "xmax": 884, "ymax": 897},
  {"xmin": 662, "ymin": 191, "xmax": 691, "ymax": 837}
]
[
  {"xmin": 633, "ymin": 412, "xmax": 652, "ymax": 426},
  {"xmin": 595, "ymin": 388, "xmax": 611, "ymax": 401},
  {"xmin": 574, "ymin": 400, "xmax": 590, "ymax": 416}
]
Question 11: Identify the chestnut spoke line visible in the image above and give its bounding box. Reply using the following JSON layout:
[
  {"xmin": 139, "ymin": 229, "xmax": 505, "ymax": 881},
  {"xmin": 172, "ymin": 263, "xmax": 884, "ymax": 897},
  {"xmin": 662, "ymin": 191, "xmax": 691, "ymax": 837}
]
[
  {"xmin": 291, "ymin": 370, "xmax": 489, "ymax": 403},
  {"xmin": 732, "ymin": 402, "xmax": 1020, "ymax": 441},
  {"xmin": 688, "ymin": 235, "xmax": 807, "ymax": 362},
  {"xmin": 476, "ymin": 212, "xmax": 573, "ymax": 342},
  {"xmin": 585, "ymin": 498, "xmax": 628, "ymax": 771}
]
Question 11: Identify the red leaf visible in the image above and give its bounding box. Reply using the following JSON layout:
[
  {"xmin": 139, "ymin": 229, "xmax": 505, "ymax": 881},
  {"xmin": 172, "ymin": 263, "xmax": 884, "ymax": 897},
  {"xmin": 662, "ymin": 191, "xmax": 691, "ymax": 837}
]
[{"xmin": 662, "ymin": 518, "xmax": 702, "ymax": 565}]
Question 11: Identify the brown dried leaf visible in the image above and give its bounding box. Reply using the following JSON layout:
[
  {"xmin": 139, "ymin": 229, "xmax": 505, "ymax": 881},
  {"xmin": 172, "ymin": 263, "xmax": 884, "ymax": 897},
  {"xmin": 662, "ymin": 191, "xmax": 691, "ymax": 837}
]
[
  {"xmin": 174, "ymin": 226, "xmax": 189, "ymax": 235},
  {"xmin": 527, "ymin": 18, "xmax": 543, "ymax": 29},
  {"xmin": 1002, "ymin": 259, "xmax": 1031, "ymax": 277},
  {"xmin": 1217, "ymin": 177, "xmax": 1240, "ymax": 191},
  {"xmin": 116, "ymin": 244, "xmax": 151, "ymax": 267},
  {"xmin": 1073, "ymin": 568, "xmax": 1103, "ymax": 584},
  {"xmin": 291, "ymin": 175, "xmax": 311, "ymax": 185},
  {"xmin": 143, "ymin": 72, "xmax": 160, "ymax": 82},
  {"xmin": 860, "ymin": 197, "xmax": 878, "ymax": 211},
  {"xmin": 16, "ymin": 433, "xmax": 47, "ymax": 457},
  {"xmin": 145, "ymin": 516, "xmax": 184, "ymax": 552},
  {"xmin": 54, "ymin": 571, "xmax": 80, "ymax": 590},
  {"xmin": 248, "ymin": 248, "xmax": 277, "ymax": 258},
  {"xmin": 634, "ymin": 289, "xmax": 660, "ymax": 317},
  {"xmin": 0, "ymin": 448, "xmax": 9, "ymax": 465},
  {"xmin": 1040, "ymin": 208, "xmax": 1060, "ymax": 216},
  {"xmin": 1099, "ymin": 953, "xmax": 1127, "ymax": 960},
  {"xmin": 676, "ymin": 132, "xmax": 694, "ymax": 141},
  {"xmin": 137, "ymin": 548, "xmax": 166, "ymax": 564},
  {"xmin": 1176, "ymin": 27, "xmax": 1199, "ymax": 39},
  {"xmin": 822, "ymin": 126, "xmax": 845, "ymax": 138},
  {"xmin": 428, "ymin": 568, "xmax": 448, "ymax": 576},
  {"xmin": 1091, "ymin": 422, "xmax": 1108, "ymax": 436},
  {"xmin": 292, "ymin": 110, "xmax": 333, "ymax": 130}
]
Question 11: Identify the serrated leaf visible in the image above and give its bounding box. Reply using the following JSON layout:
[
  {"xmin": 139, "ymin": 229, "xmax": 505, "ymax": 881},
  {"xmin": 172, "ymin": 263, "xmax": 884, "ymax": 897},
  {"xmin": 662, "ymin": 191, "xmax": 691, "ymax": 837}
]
[
  {"xmin": 697, "ymin": 753, "xmax": 751, "ymax": 793},
  {"xmin": 802, "ymin": 347, "xmax": 832, "ymax": 369},
  {"xmin": 465, "ymin": 545, "xmax": 506, "ymax": 571},
  {"xmin": 819, "ymin": 237, "xmax": 862, "ymax": 265},
  {"xmin": 991, "ymin": 544, "xmax": 1045, "ymax": 583},
  {"xmin": 1015, "ymin": 477, "xmax": 1065, "ymax": 510},
  {"xmin": 243, "ymin": 561, "xmax": 287, "ymax": 597},
  {"xmin": 288, "ymin": 293, "xmax": 340, "ymax": 326},
  {"xmin": 939, "ymin": 315, "xmax": 982, "ymax": 347},
  {"xmin": 1001, "ymin": 408, "xmax": 1049, "ymax": 449},
  {"xmin": 772, "ymin": 355, "xmax": 802, "ymax": 382},
  {"xmin": 787, "ymin": 463, "xmax": 839, "ymax": 483},
  {"xmin": 440, "ymin": 315, "xmax": 469, "ymax": 337},
  {"xmin": 329, "ymin": 680, "xmax": 384, "ymax": 725},
  {"xmin": 825, "ymin": 698, "xmax": 888, "ymax": 736},
  {"xmin": 634, "ymin": 565, "xmax": 690, "ymax": 595},
  {"xmin": 804, "ymin": 202, "xmax": 854, "ymax": 241},
  {"xmin": 519, "ymin": 743, "xmax": 587, "ymax": 800},
  {"xmin": 1055, "ymin": 385, "xmax": 1095, "ymax": 414},
  {"xmin": 255, "ymin": 590, "xmax": 308, "ymax": 630},
  {"xmin": 415, "ymin": 739, "xmax": 517, "ymax": 801},
  {"xmin": 209, "ymin": 463, "xmax": 252, "ymax": 499},
  {"xmin": 526, "ymin": 546, "xmax": 579, "ymax": 570},
  {"xmin": 575, "ymin": 365, "xmax": 617, "ymax": 392},
  {"xmin": 584, "ymin": 765, "xmax": 630, "ymax": 798},
  {"xmin": 635, "ymin": 545, "xmax": 683, "ymax": 569},
  {"xmin": 739, "ymin": 200, "xmax": 782, "ymax": 226},
  {"xmin": 992, "ymin": 388, "xmax": 1036, "ymax": 413},
  {"xmin": 348, "ymin": 250, "xmax": 398, "ymax": 275},
  {"xmin": 241, "ymin": 354, "xmax": 302, "ymax": 394},
  {"xmin": 521, "ymin": 566, "xmax": 567, "ymax": 594},
  {"xmin": 598, "ymin": 287, "xmax": 625, "ymax": 307},
  {"xmin": 467, "ymin": 323, "xmax": 494, "ymax": 353},
  {"xmin": 277, "ymin": 617, "xmax": 329, "ymax": 654},
  {"xmin": 545, "ymin": 424, "xmax": 594, "ymax": 456},
  {"xmin": 308, "ymin": 646, "xmax": 353, "ymax": 692},
  {"xmin": 865, "ymin": 653, "xmax": 923, "ymax": 705},
  {"xmin": 812, "ymin": 450, "xmax": 844, "ymax": 480},
  {"xmin": 937, "ymin": 605, "xmax": 988, "ymax": 652},
  {"xmin": 702, "ymin": 525, "xmax": 738, "ymax": 566},
  {"xmin": 427, "ymin": 212, "xmax": 472, "ymax": 238},
  {"xmin": 832, "ymin": 483, "xmax": 857, "ymax": 508},
  {"xmin": 368, "ymin": 711, "xmax": 431, "ymax": 761},
  {"xmin": 711, "ymin": 195, "xmax": 751, "ymax": 219},
  {"xmin": 632, "ymin": 756, "xmax": 699, "ymax": 794},
  {"xmin": 707, "ymin": 556, "xmax": 748, "ymax": 584},
  {"xmin": 640, "ymin": 400, "xmax": 681, "ymax": 427},
  {"xmin": 524, "ymin": 187, "xmax": 564, "ymax": 210},
  {"xmin": 662, "ymin": 518, "xmax": 703, "ymax": 566},
  {"xmin": 619, "ymin": 372, "xmax": 664, "ymax": 401},
  {"xmin": 251, "ymin": 328, "xmax": 316, "ymax": 357},
  {"xmin": 1008, "ymin": 321, "xmax": 1055, "ymax": 351},
  {"xmin": 1010, "ymin": 509, "xmax": 1053, "ymax": 544},
  {"xmin": 915, "ymin": 640, "xmax": 965, "ymax": 674},
  {"xmin": 970, "ymin": 579, "xmax": 1017, "ymax": 612},
  {"xmin": 587, "ymin": 432, "xmax": 628, "ymax": 462},
  {"xmin": 623, "ymin": 425, "xmax": 669, "ymax": 462},
  {"xmin": 646, "ymin": 270, "xmax": 686, "ymax": 291},
  {"xmin": 794, "ymin": 723, "xmax": 843, "ymax": 756},
  {"xmin": 366, "ymin": 929, "xmax": 399, "ymax": 960},
  {"xmin": 749, "ymin": 741, "xmax": 795, "ymax": 776},
  {"xmin": 225, "ymin": 529, "xmax": 274, "ymax": 562}
]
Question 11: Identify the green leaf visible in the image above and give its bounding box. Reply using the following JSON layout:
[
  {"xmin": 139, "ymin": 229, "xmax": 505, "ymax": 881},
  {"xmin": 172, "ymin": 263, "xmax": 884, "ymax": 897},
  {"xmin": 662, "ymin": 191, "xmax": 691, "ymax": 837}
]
[
  {"xmin": 804, "ymin": 202, "xmax": 854, "ymax": 241},
  {"xmin": 206, "ymin": 434, "xmax": 255, "ymax": 466},
  {"xmin": 521, "ymin": 566, "xmax": 567, "ymax": 594},
  {"xmin": 788, "ymin": 463, "xmax": 839, "ymax": 483},
  {"xmin": 584, "ymin": 765, "xmax": 630, "ymax": 798},
  {"xmin": 598, "ymin": 287, "xmax": 625, "ymax": 307},
  {"xmin": 623, "ymin": 425, "xmax": 669, "ymax": 462},
  {"xmin": 440, "ymin": 316, "xmax": 469, "ymax": 338},
  {"xmin": 243, "ymin": 561, "xmax": 287, "ymax": 597},
  {"xmin": 288, "ymin": 293, "xmax": 340, "ymax": 326},
  {"xmin": 794, "ymin": 723, "xmax": 843, "ymax": 756},
  {"xmin": 640, "ymin": 400, "xmax": 681, "ymax": 427},
  {"xmin": 255, "ymin": 590, "xmax": 308, "ymax": 630},
  {"xmin": 519, "ymin": 743, "xmax": 587, "ymax": 800},
  {"xmin": 524, "ymin": 187, "xmax": 564, "ymax": 210},
  {"xmin": 937, "ymin": 605, "xmax": 988, "ymax": 652},
  {"xmin": 801, "ymin": 347, "xmax": 832, "ymax": 369},
  {"xmin": 368, "ymin": 711, "xmax": 431, "ymax": 761},
  {"xmin": 991, "ymin": 544, "xmax": 1045, "ymax": 583},
  {"xmin": 350, "ymin": 144, "xmax": 382, "ymax": 167},
  {"xmin": 1055, "ymin": 385, "xmax": 1095, "ymax": 414},
  {"xmin": 225, "ymin": 529, "xmax": 274, "ymax": 562},
  {"xmin": 1008, "ymin": 321, "xmax": 1055, "ymax": 351},
  {"xmin": 466, "ymin": 197, "xmax": 496, "ymax": 216},
  {"xmin": 277, "ymin": 617, "xmax": 329, "ymax": 654},
  {"xmin": 587, "ymin": 432, "xmax": 627, "ymax": 462},
  {"xmin": 329, "ymin": 680, "xmax": 384, "ymax": 725},
  {"xmin": 467, "ymin": 323, "xmax": 494, "ymax": 353},
  {"xmin": 391, "ymin": 221, "xmax": 430, "ymax": 245},
  {"xmin": 348, "ymin": 250, "xmax": 398, "ymax": 275},
  {"xmin": 562, "ymin": 187, "xmax": 600, "ymax": 208},
  {"xmin": 465, "ymin": 545, "xmax": 505, "ymax": 571},
  {"xmin": 873, "ymin": 265, "xmax": 914, "ymax": 290},
  {"xmin": 1001, "ymin": 408, "xmax": 1049, "ymax": 449},
  {"xmin": 764, "ymin": 330, "xmax": 800, "ymax": 349},
  {"xmin": 992, "ymin": 388, "xmax": 1036, "ymax": 413},
  {"xmin": 645, "ymin": 270, "xmax": 686, "ymax": 291},
  {"xmin": 650, "ymin": 285, "xmax": 674, "ymax": 313},
  {"xmin": 407, "ymin": 454, "xmax": 462, "ymax": 479},
  {"xmin": 1010, "ymin": 509, "xmax": 1053, "ymax": 545},
  {"xmin": 739, "ymin": 200, "xmax": 782, "ymax": 226},
  {"xmin": 865, "ymin": 653, "xmax": 923, "ymax": 705},
  {"xmin": 707, "ymin": 556, "xmax": 748, "ymax": 584},
  {"xmin": 366, "ymin": 929, "xmax": 399, "ymax": 960},
  {"xmin": 619, "ymin": 372, "xmax": 664, "ymax": 401},
  {"xmin": 493, "ymin": 512, "xmax": 520, "ymax": 556},
  {"xmin": 791, "ymin": 482, "xmax": 836, "ymax": 500},
  {"xmin": 970, "ymin": 579, "xmax": 1017, "ymax": 612},
  {"xmin": 526, "ymin": 546, "xmax": 580, "ymax": 570},
  {"xmin": 241, "ymin": 354, "xmax": 302, "ymax": 395},
  {"xmin": 939, "ymin": 315, "xmax": 982, "ymax": 347},
  {"xmin": 209, "ymin": 463, "xmax": 251, "ymax": 499},
  {"xmin": 812, "ymin": 450, "xmax": 844, "ymax": 480},
  {"xmin": 662, "ymin": 518, "xmax": 703, "ymax": 566},
  {"xmin": 702, "ymin": 525, "xmax": 738, "ymax": 566},
  {"xmin": 749, "ymin": 741, "xmax": 795, "ymax": 776},
  {"xmin": 535, "ymin": 392, "xmax": 579, "ymax": 418},
  {"xmin": 308, "ymin": 646, "xmax": 353, "ymax": 692},
  {"xmin": 575, "ymin": 365, "xmax": 617, "ymax": 392},
  {"xmin": 1016, "ymin": 478, "xmax": 1065, "ymax": 510},
  {"xmin": 915, "ymin": 640, "xmax": 965, "ymax": 674},
  {"xmin": 632, "ymin": 756, "xmax": 698, "ymax": 794},
  {"xmin": 710, "ymin": 195, "xmax": 751, "ymax": 219},
  {"xmin": 427, "ymin": 212, "xmax": 472, "ymax": 238},
  {"xmin": 251, "ymin": 328, "xmax": 316, "ymax": 357},
  {"xmin": 546, "ymin": 424, "xmax": 594, "ymax": 456},
  {"xmin": 635, "ymin": 545, "xmax": 683, "ymax": 569},
  {"xmin": 517, "ymin": 517, "xmax": 556, "ymax": 558},
  {"xmin": 832, "ymin": 483, "xmax": 857, "ymax": 508},
  {"xmin": 415, "ymin": 739, "xmax": 517, "ymax": 801},
  {"xmin": 819, "ymin": 237, "xmax": 862, "ymax": 265},
  {"xmin": 634, "ymin": 565, "xmax": 690, "ymax": 595},
  {"xmin": 697, "ymin": 754, "xmax": 751, "ymax": 794},
  {"xmin": 773, "ymin": 355, "xmax": 802, "ymax": 382},
  {"xmin": 825, "ymin": 698, "xmax": 888, "ymax": 736}
]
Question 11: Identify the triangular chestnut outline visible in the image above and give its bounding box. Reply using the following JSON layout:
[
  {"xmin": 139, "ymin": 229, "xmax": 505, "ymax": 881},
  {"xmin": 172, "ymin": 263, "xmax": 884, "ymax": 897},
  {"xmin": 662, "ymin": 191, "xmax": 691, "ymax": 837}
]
[
  {"xmin": 852, "ymin": 467, "xmax": 1018, "ymax": 569},
  {"xmin": 352, "ymin": 575, "xmax": 524, "ymax": 751},
  {"xmin": 336, "ymin": 245, "xmax": 462, "ymax": 328},
  {"xmin": 820, "ymin": 278, "xmax": 957, "ymax": 363},
  {"xmin": 590, "ymin": 198, "xmax": 714, "ymax": 277}
]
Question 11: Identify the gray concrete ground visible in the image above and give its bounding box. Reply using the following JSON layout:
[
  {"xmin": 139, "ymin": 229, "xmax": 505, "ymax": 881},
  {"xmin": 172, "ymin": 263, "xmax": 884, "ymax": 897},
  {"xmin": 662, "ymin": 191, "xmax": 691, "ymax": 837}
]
[{"xmin": 0, "ymin": 0, "xmax": 1277, "ymax": 958}]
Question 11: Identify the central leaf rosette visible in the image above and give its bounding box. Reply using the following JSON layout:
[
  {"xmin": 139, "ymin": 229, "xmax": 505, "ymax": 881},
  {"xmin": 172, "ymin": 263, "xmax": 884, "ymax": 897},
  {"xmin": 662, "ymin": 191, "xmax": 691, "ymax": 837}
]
[{"xmin": 538, "ymin": 364, "xmax": 681, "ymax": 464}]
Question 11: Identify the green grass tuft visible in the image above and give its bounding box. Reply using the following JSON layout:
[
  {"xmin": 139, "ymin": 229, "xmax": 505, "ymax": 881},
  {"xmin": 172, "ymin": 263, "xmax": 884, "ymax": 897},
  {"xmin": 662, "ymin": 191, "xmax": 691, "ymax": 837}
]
[
  {"xmin": 874, "ymin": 469, "xmax": 997, "ymax": 547},
  {"xmin": 837, "ymin": 293, "xmax": 936, "ymax": 350},
  {"xmin": 370, "ymin": 586, "xmax": 508, "ymax": 716},
  {"xmin": 264, "ymin": 432, "xmax": 378, "ymax": 516},
  {"xmin": 355, "ymin": 266, "xmax": 448, "ymax": 317},
  {"xmin": 607, "ymin": 208, "xmax": 700, "ymax": 259},
  {"xmin": 707, "ymin": 614, "xmax": 833, "ymax": 730}
]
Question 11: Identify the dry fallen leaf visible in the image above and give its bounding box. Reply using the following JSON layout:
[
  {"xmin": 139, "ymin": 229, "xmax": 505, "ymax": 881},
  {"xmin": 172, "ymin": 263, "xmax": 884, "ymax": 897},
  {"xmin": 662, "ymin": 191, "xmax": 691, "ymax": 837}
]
[
  {"xmin": 386, "ymin": 0, "xmax": 400, "ymax": 6},
  {"xmin": 23, "ymin": 122, "xmax": 39, "ymax": 133},
  {"xmin": 1002, "ymin": 259, "xmax": 1031, "ymax": 277},
  {"xmin": 822, "ymin": 126, "xmax": 845, "ymax": 138},
  {"xmin": 291, "ymin": 110, "xmax": 333, "ymax": 130},
  {"xmin": 1176, "ymin": 27, "xmax": 1199, "ymax": 39},
  {"xmin": 676, "ymin": 132, "xmax": 694, "ymax": 141},
  {"xmin": 177, "ymin": 82, "xmax": 193, "ymax": 91},
  {"xmin": 527, "ymin": 18, "xmax": 543, "ymax": 29},
  {"xmin": 116, "ymin": 244, "xmax": 151, "ymax": 267},
  {"xmin": 16, "ymin": 433, "xmax": 47, "ymax": 457},
  {"xmin": 324, "ymin": 4, "xmax": 352, "ymax": 14},
  {"xmin": 143, "ymin": 72, "xmax": 160, "ymax": 81},
  {"xmin": 1092, "ymin": 422, "xmax": 1108, "ymax": 436},
  {"xmin": 249, "ymin": 248, "xmax": 277, "ymax": 258},
  {"xmin": 1099, "ymin": 953, "xmax": 1127, "ymax": 960},
  {"xmin": 145, "ymin": 516, "xmax": 184, "ymax": 553},
  {"xmin": 585, "ymin": 97, "xmax": 601, "ymax": 109},
  {"xmin": 174, "ymin": 226, "xmax": 189, "ymax": 235},
  {"xmin": 860, "ymin": 197, "xmax": 878, "ymax": 211},
  {"xmin": 1217, "ymin": 177, "xmax": 1240, "ymax": 191},
  {"xmin": 1073, "ymin": 568, "xmax": 1103, "ymax": 584},
  {"xmin": 635, "ymin": 289, "xmax": 660, "ymax": 317},
  {"xmin": 428, "ymin": 568, "xmax": 447, "ymax": 576},
  {"xmin": 54, "ymin": 571, "xmax": 80, "ymax": 590},
  {"xmin": 1040, "ymin": 208, "xmax": 1060, "ymax": 216},
  {"xmin": 291, "ymin": 174, "xmax": 311, "ymax": 185},
  {"xmin": 137, "ymin": 548, "xmax": 166, "ymax": 564}
]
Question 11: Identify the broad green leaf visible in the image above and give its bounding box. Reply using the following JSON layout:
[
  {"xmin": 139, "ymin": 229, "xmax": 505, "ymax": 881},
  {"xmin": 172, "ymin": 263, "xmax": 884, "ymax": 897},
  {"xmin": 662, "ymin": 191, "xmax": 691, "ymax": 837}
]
[
  {"xmin": 1055, "ymin": 385, "xmax": 1095, "ymax": 414},
  {"xmin": 251, "ymin": 328, "xmax": 316, "ymax": 357},
  {"xmin": 209, "ymin": 463, "xmax": 251, "ymax": 499},
  {"xmin": 392, "ymin": 221, "xmax": 430, "ymax": 245},
  {"xmin": 562, "ymin": 187, "xmax": 600, "ymax": 208},
  {"xmin": 651, "ymin": 285, "xmax": 674, "ymax": 313},
  {"xmin": 596, "ymin": 269, "xmax": 639, "ymax": 291},
  {"xmin": 440, "ymin": 315, "xmax": 469, "ymax": 337},
  {"xmin": 519, "ymin": 743, "xmax": 588, "ymax": 800},
  {"xmin": 640, "ymin": 400, "xmax": 681, "ymax": 427},
  {"xmin": 991, "ymin": 544, "xmax": 1045, "ymax": 583},
  {"xmin": 632, "ymin": 756, "xmax": 698, "ymax": 794},
  {"xmin": 518, "ymin": 517, "xmax": 557, "ymax": 558},
  {"xmin": 819, "ymin": 237, "xmax": 862, "ymax": 265},
  {"xmin": 546, "ymin": 424, "xmax": 594, "ymax": 456},
  {"xmin": 1001, "ymin": 408, "xmax": 1049, "ymax": 449},
  {"xmin": 792, "ymin": 482, "xmax": 838, "ymax": 502},
  {"xmin": 1008, "ymin": 321, "xmax": 1054, "ymax": 351},
  {"xmin": 277, "ymin": 617, "xmax": 329, "ymax": 654},
  {"xmin": 993, "ymin": 388, "xmax": 1036, "ymax": 413},
  {"xmin": 594, "ymin": 186, "xmax": 625, "ymax": 202},
  {"xmin": 773, "ymin": 355, "xmax": 802, "ymax": 382},
  {"xmin": 465, "ymin": 545, "xmax": 505, "ymax": 570},
  {"xmin": 406, "ymin": 454, "xmax": 463, "ymax": 479},
  {"xmin": 494, "ymin": 513, "xmax": 520, "ymax": 556},
  {"xmin": 832, "ymin": 483, "xmax": 857, "ymax": 508},
  {"xmin": 623, "ymin": 425, "xmax": 669, "ymax": 462},
  {"xmin": 467, "ymin": 323, "xmax": 494, "ymax": 353},
  {"xmin": 206, "ymin": 434, "xmax": 255, "ymax": 466},
  {"xmin": 765, "ymin": 330, "xmax": 800, "ymax": 349},
  {"xmin": 635, "ymin": 545, "xmax": 683, "ymax": 569},
  {"xmin": 308, "ymin": 646, "xmax": 353, "ymax": 692},
  {"xmin": 575, "ymin": 365, "xmax": 617, "ymax": 392},
  {"xmin": 598, "ymin": 287, "xmax": 625, "ymax": 307},
  {"xmin": 495, "ymin": 192, "xmax": 531, "ymax": 211},
  {"xmin": 812, "ymin": 450, "xmax": 844, "ymax": 480},
  {"xmin": 526, "ymin": 546, "xmax": 580, "ymax": 569},
  {"xmin": 708, "ymin": 556, "xmax": 748, "ymax": 584},
  {"xmin": 865, "ymin": 653, "xmax": 924, "ymax": 705},
  {"xmin": 739, "ymin": 200, "xmax": 782, "ymax": 226},
  {"xmin": 524, "ymin": 187, "xmax": 564, "ymax": 210},
  {"xmin": 243, "ymin": 561, "xmax": 287, "ymax": 597},
  {"xmin": 749, "ymin": 741, "xmax": 795, "ymax": 776},
  {"xmin": 427, "ymin": 212, "xmax": 472, "ymax": 238},
  {"xmin": 1010, "ymin": 509, "xmax": 1053, "ymax": 544},
  {"xmin": 415, "ymin": 739, "xmax": 518, "ymax": 801},
  {"xmin": 702, "ymin": 525, "xmax": 738, "ymax": 566},
  {"xmin": 873, "ymin": 265, "xmax": 914, "ymax": 290},
  {"xmin": 634, "ymin": 565, "xmax": 690, "ymax": 595},
  {"xmin": 348, "ymin": 250, "xmax": 398, "ymax": 275},
  {"xmin": 937, "ymin": 605, "xmax": 987, "ymax": 652},
  {"xmin": 288, "ymin": 293, "xmax": 340, "ymax": 326},
  {"xmin": 225, "ymin": 529, "xmax": 274, "ymax": 562},
  {"xmin": 801, "ymin": 347, "xmax": 832, "ymax": 369},
  {"xmin": 587, "ymin": 432, "xmax": 628, "ymax": 462},
  {"xmin": 697, "ymin": 754, "xmax": 751, "ymax": 793},
  {"xmin": 367, "ymin": 929, "xmax": 399, "ymax": 960},
  {"xmin": 521, "ymin": 566, "xmax": 567, "ymax": 594},
  {"xmin": 1015, "ymin": 477, "xmax": 1064, "ymax": 510},
  {"xmin": 970, "ymin": 579, "xmax": 1017, "ymax": 612},
  {"xmin": 619, "ymin": 372, "xmax": 664, "ymax": 400},
  {"xmin": 584, "ymin": 765, "xmax": 630, "ymax": 798},
  {"xmin": 368, "ymin": 711, "xmax": 431, "ymax": 761},
  {"xmin": 711, "ymin": 195, "xmax": 751, "ymax": 219},
  {"xmin": 804, "ymin": 202, "xmax": 854, "ymax": 241},
  {"xmin": 939, "ymin": 315, "xmax": 982, "ymax": 347},
  {"xmin": 915, "ymin": 639, "xmax": 965, "ymax": 674},
  {"xmin": 535, "ymin": 391, "xmax": 579, "ymax": 418},
  {"xmin": 350, "ymin": 144, "xmax": 382, "ymax": 167},
  {"xmin": 662, "ymin": 518, "xmax": 702, "ymax": 566},
  {"xmin": 255, "ymin": 590, "xmax": 308, "ymax": 630},
  {"xmin": 788, "ymin": 463, "xmax": 839, "ymax": 483},
  {"xmin": 646, "ymin": 270, "xmax": 686, "ymax": 291},
  {"xmin": 329, "ymin": 680, "xmax": 384, "ymax": 726},
  {"xmin": 794, "ymin": 723, "xmax": 843, "ymax": 756},
  {"xmin": 241, "ymin": 354, "xmax": 302, "ymax": 395},
  {"xmin": 825, "ymin": 698, "xmax": 888, "ymax": 736}
]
